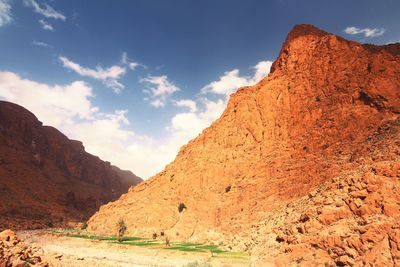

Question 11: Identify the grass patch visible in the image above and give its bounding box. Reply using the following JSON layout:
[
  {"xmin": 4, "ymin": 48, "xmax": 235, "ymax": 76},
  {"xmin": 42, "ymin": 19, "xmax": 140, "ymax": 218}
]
[
  {"xmin": 44, "ymin": 228, "xmax": 248, "ymax": 259},
  {"xmin": 162, "ymin": 243, "xmax": 232, "ymax": 255},
  {"xmin": 113, "ymin": 240, "xmax": 161, "ymax": 247},
  {"xmin": 174, "ymin": 242, "xmax": 202, "ymax": 247},
  {"xmin": 195, "ymin": 245, "xmax": 218, "ymax": 250},
  {"xmin": 66, "ymin": 234, "xmax": 143, "ymax": 242},
  {"xmin": 164, "ymin": 246, "xmax": 206, "ymax": 252}
]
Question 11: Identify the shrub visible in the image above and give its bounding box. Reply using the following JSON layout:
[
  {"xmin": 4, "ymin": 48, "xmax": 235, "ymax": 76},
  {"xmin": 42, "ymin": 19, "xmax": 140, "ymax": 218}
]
[
  {"xmin": 81, "ymin": 222, "xmax": 88, "ymax": 230},
  {"xmin": 178, "ymin": 203, "xmax": 187, "ymax": 213},
  {"xmin": 152, "ymin": 233, "xmax": 158, "ymax": 239},
  {"xmin": 225, "ymin": 185, "xmax": 231, "ymax": 193},
  {"xmin": 117, "ymin": 219, "xmax": 127, "ymax": 242}
]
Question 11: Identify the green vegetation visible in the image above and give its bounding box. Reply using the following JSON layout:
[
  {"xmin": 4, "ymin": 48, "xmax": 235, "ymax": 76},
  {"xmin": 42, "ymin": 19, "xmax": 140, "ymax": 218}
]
[
  {"xmin": 117, "ymin": 219, "xmax": 127, "ymax": 242},
  {"xmin": 165, "ymin": 244, "xmax": 225, "ymax": 254},
  {"xmin": 112, "ymin": 240, "xmax": 160, "ymax": 247},
  {"xmin": 164, "ymin": 246, "xmax": 203, "ymax": 252},
  {"xmin": 46, "ymin": 228, "xmax": 248, "ymax": 259},
  {"xmin": 67, "ymin": 234, "xmax": 142, "ymax": 242}
]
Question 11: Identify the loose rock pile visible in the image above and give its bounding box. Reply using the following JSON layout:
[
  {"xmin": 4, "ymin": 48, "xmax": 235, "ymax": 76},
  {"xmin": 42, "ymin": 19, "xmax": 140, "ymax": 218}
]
[{"xmin": 0, "ymin": 230, "xmax": 48, "ymax": 267}]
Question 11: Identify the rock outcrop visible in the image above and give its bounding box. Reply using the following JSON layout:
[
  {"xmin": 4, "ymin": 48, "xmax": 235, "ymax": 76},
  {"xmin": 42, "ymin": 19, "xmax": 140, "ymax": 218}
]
[
  {"xmin": 0, "ymin": 101, "xmax": 142, "ymax": 229},
  {"xmin": 0, "ymin": 229, "xmax": 48, "ymax": 266},
  {"xmin": 88, "ymin": 24, "xmax": 400, "ymax": 265}
]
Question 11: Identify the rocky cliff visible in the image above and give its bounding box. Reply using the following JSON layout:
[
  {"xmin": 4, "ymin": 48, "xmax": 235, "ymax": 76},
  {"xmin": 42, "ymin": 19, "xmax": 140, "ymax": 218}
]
[
  {"xmin": 88, "ymin": 25, "xmax": 400, "ymax": 265},
  {"xmin": 0, "ymin": 101, "xmax": 142, "ymax": 229}
]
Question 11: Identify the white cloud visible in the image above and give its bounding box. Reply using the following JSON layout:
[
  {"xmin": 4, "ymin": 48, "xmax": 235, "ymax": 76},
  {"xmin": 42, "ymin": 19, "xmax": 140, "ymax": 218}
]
[
  {"xmin": 150, "ymin": 99, "xmax": 165, "ymax": 108},
  {"xmin": 0, "ymin": 71, "xmax": 151, "ymax": 176},
  {"xmin": 39, "ymin": 19, "xmax": 53, "ymax": 31},
  {"xmin": 169, "ymin": 98, "xmax": 225, "ymax": 139},
  {"xmin": 0, "ymin": 71, "xmax": 208, "ymax": 178},
  {"xmin": 0, "ymin": 0, "xmax": 12, "ymax": 27},
  {"xmin": 201, "ymin": 69, "xmax": 246, "ymax": 96},
  {"xmin": 252, "ymin": 61, "xmax": 273, "ymax": 83},
  {"xmin": 59, "ymin": 56, "xmax": 126, "ymax": 93},
  {"xmin": 170, "ymin": 59, "xmax": 272, "ymax": 154},
  {"xmin": 344, "ymin": 26, "xmax": 385, "ymax": 38},
  {"xmin": 0, "ymin": 59, "xmax": 272, "ymax": 179},
  {"xmin": 201, "ymin": 60, "xmax": 272, "ymax": 96},
  {"xmin": 141, "ymin": 75, "xmax": 180, "ymax": 108},
  {"xmin": 0, "ymin": 71, "xmax": 97, "ymax": 128},
  {"xmin": 32, "ymin": 41, "xmax": 51, "ymax": 48},
  {"xmin": 121, "ymin": 52, "xmax": 140, "ymax": 71},
  {"xmin": 24, "ymin": 0, "xmax": 66, "ymax": 21},
  {"xmin": 175, "ymin": 99, "xmax": 197, "ymax": 112}
]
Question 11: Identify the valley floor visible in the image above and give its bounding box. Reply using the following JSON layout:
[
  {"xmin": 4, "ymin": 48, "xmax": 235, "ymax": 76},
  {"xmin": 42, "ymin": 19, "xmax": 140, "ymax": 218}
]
[{"xmin": 18, "ymin": 230, "xmax": 251, "ymax": 267}]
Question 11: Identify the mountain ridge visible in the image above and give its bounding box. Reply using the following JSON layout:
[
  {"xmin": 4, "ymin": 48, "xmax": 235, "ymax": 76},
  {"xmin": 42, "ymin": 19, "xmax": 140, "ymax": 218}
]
[
  {"xmin": 88, "ymin": 24, "xmax": 400, "ymax": 265},
  {"xmin": 0, "ymin": 100, "xmax": 142, "ymax": 229}
]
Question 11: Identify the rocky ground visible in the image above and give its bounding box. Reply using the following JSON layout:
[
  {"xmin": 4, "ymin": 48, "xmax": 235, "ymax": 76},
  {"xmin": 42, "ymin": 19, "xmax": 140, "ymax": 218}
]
[
  {"xmin": 0, "ymin": 229, "xmax": 48, "ymax": 267},
  {"xmin": 225, "ymin": 118, "xmax": 400, "ymax": 266}
]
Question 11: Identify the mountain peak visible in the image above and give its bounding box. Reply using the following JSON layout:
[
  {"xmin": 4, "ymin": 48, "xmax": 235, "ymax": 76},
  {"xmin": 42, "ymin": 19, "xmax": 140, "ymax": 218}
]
[
  {"xmin": 88, "ymin": 25, "xmax": 400, "ymax": 266},
  {"xmin": 270, "ymin": 24, "xmax": 335, "ymax": 74},
  {"xmin": 285, "ymin": 24, "xmax": 329, "ymax": 42}
]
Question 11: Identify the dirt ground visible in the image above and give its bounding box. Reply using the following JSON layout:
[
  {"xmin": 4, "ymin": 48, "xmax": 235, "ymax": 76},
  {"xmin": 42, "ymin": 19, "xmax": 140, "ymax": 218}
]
[{"xmin": 18, "ymin": 230, "xmax": 252, "ymax": 267}]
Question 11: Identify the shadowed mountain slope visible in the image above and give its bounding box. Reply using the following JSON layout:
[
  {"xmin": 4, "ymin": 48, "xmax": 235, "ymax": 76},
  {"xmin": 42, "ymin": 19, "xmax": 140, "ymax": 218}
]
[{"xmin": 0, "ymin": 101, "xmax": 142, "ymax": 229}]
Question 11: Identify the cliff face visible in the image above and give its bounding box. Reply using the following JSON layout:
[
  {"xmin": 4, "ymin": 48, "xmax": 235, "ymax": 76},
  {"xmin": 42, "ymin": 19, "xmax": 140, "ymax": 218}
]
[
  {"xmin": 0, "ymin": 101, "xmax": 142, "ymax": 229},
  {"xmin": 88, "ymin": 25, "xmax": 400, "ymax": 265}
]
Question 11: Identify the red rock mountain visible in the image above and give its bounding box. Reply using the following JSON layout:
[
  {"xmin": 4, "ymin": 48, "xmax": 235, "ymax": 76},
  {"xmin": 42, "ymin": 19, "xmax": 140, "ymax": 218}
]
[
  {"xmin": 0, "ymin": 101, "xmax": 142, "ymax": 229},
  {"xmin": 88, "ymin": 25, "xmax": 400, "ymax": 265}
]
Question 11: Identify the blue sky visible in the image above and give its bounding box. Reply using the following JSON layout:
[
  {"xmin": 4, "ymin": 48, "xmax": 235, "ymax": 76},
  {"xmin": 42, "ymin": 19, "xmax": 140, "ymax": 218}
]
[{"xmin": 0, "ymin": 0, "xmax": 399, "ymax": 178}]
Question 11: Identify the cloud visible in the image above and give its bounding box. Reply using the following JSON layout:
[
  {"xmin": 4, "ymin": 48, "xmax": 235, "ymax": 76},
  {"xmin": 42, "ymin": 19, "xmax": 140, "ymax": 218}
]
[
  {"xmin": 0, "ymin": 71, "xmax": 97, "ymax": 127},
  {"xmin": 0, "ymin": 70, "xmax": 205, "ymax": 178},
  {"xmin": 175, "ymin": 99, "xmax": 197, "ymax": 112},
  {"xmin": 0, "ymin": 0, "xmax": 12, "ymax": 27},
  {"xmin": 59, "ymin": 56, "xmax": 126, "ymax": 93},
  {"xmin": 0, "ymin": 71, "xmax": 149, "ymax": 175},
  {"xmin": 344, "ymin": 26, "xmax": 385, "ymax": 38},
  {"xmin": 167, "ymin": 59, "xmax": 272, "ymax": 159},
  {"xmin": 201, "ymin": 60, "xmax": 272, "ymax": 96},
  {"xmin": 121, "ymin": 52, "xmax": 140, "ymax": 71},
  {"xmin": 141, "ymin": 75, "xmax": 180, "ymax": 108},
  {"xmin": 169, "ymin": 98, "xmax": 225, "ymax": 139},
  {"xmin": 149, "ymin": 99, "xmax": 165, "ymax": 108},
  {"xmin": 39, "ymin": 19, "xmax": 53, "ymax": 31},
  {"xmin": 32, "ymin": 41, "xmax": 52, "ymax": 48},
  {"xmin": 24, "ymin": 0, "xmax": 66, "ymax": 21},
  {"xmin": 0, "ymin": 59, "xmax": 272, "ymax": 179}
]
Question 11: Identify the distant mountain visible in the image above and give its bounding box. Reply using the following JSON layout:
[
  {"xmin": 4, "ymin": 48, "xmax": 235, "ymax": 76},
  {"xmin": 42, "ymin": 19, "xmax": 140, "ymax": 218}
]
[
  {"xmin": 87, "ymin": 25, "xmax": 400, "ymax": 265},
  {"xmin": 0, "ymin": 101, "xmax": 142, "ymax": 229}
]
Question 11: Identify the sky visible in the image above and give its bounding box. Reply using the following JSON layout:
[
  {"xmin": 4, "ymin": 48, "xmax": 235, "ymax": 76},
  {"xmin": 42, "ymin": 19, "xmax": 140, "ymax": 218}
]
[{"xmin": 0, "ymin": 0, "xmax": 399, "ymax": 178}]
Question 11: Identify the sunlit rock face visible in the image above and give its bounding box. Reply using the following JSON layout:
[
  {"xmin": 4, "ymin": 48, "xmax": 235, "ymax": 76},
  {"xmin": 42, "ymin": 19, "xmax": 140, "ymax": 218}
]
[{"xmin": 88, "ymin": 24, "xmax": 400, "ymax": 265}]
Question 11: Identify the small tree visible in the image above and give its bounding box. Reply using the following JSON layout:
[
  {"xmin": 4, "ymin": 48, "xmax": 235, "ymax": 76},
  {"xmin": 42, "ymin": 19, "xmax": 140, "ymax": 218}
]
[
  {"xmin": 117, "ymin": 219, "xmax": 127, "ymax": 242},
  {"xmin": 178, "ymin": 203, "xmax": 187, "ymax": 213}
]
